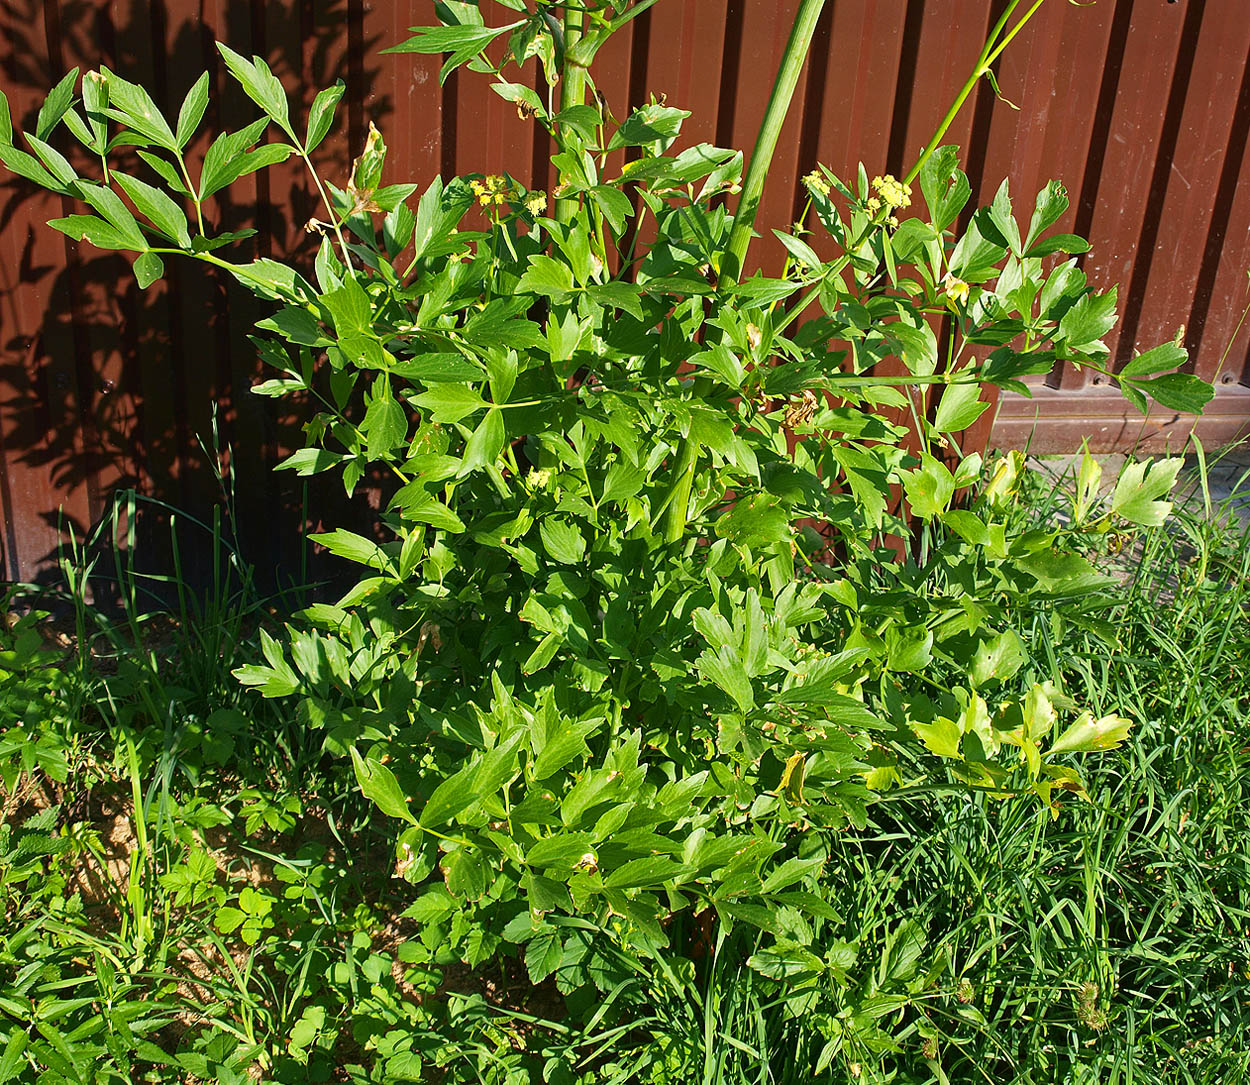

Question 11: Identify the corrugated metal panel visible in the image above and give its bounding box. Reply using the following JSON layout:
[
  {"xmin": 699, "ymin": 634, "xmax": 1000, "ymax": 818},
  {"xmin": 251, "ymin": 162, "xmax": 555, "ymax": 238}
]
[{"xmin": 1, "ymin": 0, "xmax": 1248, "ymax": 581}]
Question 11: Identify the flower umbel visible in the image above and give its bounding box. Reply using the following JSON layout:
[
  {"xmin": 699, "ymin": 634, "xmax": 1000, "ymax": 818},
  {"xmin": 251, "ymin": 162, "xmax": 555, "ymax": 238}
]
[
  {"xmin": 801, "ymin": 169, "xmax": 830, "ymax": 197},
  {"xmin": 871, "ymin": 173, "xmax": 912, "ymax": 211},
  {"xmin": 470, "ymin": 174, "xmax": 511, "ymax": 209}
]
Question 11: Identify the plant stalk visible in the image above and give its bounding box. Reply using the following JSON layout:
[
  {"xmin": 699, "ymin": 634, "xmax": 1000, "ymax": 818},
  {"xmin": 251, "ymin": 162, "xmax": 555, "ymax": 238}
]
[
  {"xmin": 904, "ymin": 0, "xmax": 1053, "ymax": 186},
  {"xmin": 659, "ymin": 0, "xmax": 828, "ymax": 547},
  {"xmin": 556, "ymin": 8, "xmax": 588, "ymax": 225},
  {"xmin": 721, "ymin": 0, "xmax": 828, "ymax": 286}
]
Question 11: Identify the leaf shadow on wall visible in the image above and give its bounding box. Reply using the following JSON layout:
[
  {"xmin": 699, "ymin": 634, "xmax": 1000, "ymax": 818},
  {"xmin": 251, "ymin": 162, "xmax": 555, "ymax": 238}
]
[{"xmin": 0, "ymin": 0, "xmax": 392, "ymax": 604}]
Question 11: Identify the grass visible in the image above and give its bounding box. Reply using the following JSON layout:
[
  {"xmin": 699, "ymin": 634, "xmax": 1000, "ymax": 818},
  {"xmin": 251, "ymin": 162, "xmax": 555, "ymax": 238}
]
[{"xmin": 1, "ymin": 453, "xmax": 1247, "ymax": 1084}]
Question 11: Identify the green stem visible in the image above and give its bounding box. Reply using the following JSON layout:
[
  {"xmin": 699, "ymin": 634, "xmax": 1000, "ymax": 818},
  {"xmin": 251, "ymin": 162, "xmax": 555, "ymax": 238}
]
[
  {"xmin": 298, "ymin": 147, "xmax": 354, "ymax": 267},
  {"xmin": 658, "ymin": 0, "xmax": 827, "ymax": 546},
  {"xmin": 721, "ymin": 0, "xmax": 828, "ymax": 285},
  {"xmin": 984, "ymin": 0, "xmax": 1049, "ymax": 67},
  {"xmin": 904, "ymin": 0, "xmax": 1055, "ymax": 187},
  {"xmin": 556, "ymin": 8, "xmax": 588, "ymax": 226},
  {"xmin": 176, "ymin": 154, "xmax": 205, "ymax": 236},
  {"xmin": 660, "ymin": 436, "xmax": 700, "ymax": 545}
]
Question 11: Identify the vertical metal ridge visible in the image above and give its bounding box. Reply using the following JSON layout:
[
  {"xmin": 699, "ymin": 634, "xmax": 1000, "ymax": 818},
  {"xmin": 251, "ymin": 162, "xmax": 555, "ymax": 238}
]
[
  {"xmin": 714, "ymin": 0, "xmax": 745, "ymax": 150},
  {"xmin": 441, "ymin": 67, "xmax": 458, "ymax": 181},
  {"xmin": 885, "ymin": 0, "xmax": 924, "ymax": 177},
  {"xmin": 43, "ymin": 0, "xmax": 105, "ymax": 530},
  {"xmin": 961, "ymin": 0, "xmax": 1010, "ymax": 206},
  {"xmin": 792, "ymin": 0, "xmax": 833, "ymax": 222},
  {"xmin": 1114, "ymin": 0, "xmax": 1205, "ymax": 371},
  {"xmin": 1187, "ymin": 34, "xmax": 1250, "ymax": 382},
  {"xmin": 1071, "ymin": 0, "xmax": 1132, "ymax": 246},
  {"xmin": 347, "ymin": 0, "xmax": 365, "ymax": 158}
]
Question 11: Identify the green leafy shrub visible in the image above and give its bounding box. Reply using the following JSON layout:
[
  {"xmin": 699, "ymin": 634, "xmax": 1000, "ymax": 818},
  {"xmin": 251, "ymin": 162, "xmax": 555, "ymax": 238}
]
[{"xmin": 0, "ymin": 0, "xmax": 1216, "ymax": 1079}]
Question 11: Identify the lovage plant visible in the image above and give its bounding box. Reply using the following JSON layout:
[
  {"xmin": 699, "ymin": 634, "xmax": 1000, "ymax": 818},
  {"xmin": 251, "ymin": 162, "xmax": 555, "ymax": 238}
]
[{"xmin": 0, "ymin": 0, "xmax": 1212, "ymax": 1075}]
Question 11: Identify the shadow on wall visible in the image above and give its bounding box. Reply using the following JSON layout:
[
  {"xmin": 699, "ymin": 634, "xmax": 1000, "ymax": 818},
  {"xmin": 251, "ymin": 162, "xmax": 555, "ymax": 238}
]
[{"xmin": 0, "ymin": 0, "xmax": 390, "ymax": 599}]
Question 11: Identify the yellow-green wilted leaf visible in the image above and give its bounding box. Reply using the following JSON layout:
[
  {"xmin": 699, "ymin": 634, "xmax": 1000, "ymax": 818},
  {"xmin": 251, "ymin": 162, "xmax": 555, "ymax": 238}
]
[
  {"xmin": 1046, "ymin": 712, "xmax": 1132, "ymax": 756},
  {"xmin": 913, "ymin": 716, "xmax": 961, "ymax": 759}
]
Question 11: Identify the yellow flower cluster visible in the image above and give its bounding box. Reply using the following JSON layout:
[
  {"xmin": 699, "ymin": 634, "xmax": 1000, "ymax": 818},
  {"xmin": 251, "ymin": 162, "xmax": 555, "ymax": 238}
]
[
  {"xmin": 470, "ymin": 175, "xmax": 511, "ymax": 208},
  {"xmin": 801, "ymin": 169, "xmax": 830, "ymax": 197},
  {"xmin": 524, "ymin": 191, "xmax": 548, "ymax": 216},
  {"xmin": 871, "ymin": 173, "xmax": 912, "ymax": 210}
]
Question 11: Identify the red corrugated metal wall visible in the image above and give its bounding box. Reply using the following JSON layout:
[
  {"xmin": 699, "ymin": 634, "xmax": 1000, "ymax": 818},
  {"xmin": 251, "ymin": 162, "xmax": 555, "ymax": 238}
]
[{"xmin": 1, "ymin": 0, "xmax": 1248, "ymax": 582}]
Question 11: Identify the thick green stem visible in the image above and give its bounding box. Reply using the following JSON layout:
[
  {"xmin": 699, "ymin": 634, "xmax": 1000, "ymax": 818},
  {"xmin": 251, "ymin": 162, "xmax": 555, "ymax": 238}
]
[
  {"xmin": 556, "ymin": 8, "xmax": 588, "ymax": 226},
  {"xmin": 660, "ymin": 437, "xmax": 700, "ymax": 545},
  {"xmin": 659, "ymin": 0, "xmax": 827, "ymax": 547},
  {"xmin": 721, "ymin": 0, "xmax": 828, "ymax": 286}
]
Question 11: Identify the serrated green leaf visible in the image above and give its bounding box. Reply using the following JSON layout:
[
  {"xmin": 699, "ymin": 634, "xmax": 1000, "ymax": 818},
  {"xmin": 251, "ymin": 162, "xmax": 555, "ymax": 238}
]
[
  {"xmin": 1110, "ymin": 457, "xmax": 1183, "ymax": 527},
  {"xmin": 413, "ymin": 384, "xmax": 487, "ymax": 424},
  {"xmin": 103, "ymin": 67, "xmax": 176, "ymax": 149},
  {"xmin": 932, "ymin": 381, "xmax": 989, "ymax": 433},
  {"xmin": 603, "ymin": 855, "xmax": 684, "ymax": 889},
  {"xmin": 904, "ymin": 454, "xmax": 955, "ymax": 519},
  {"xmin": 388, "ymin": 482, "xmax": 465, "ymax": 532},
  {"xmin": 1059, "ymin": 288, "xmax": 1118, "ymax": 350},
  {"xmin": 538, "ymin": 518, "xmax": 586, "ymax": 565},
  {"xmin": 420, "ymin": 762, "xmax": 479, "ymax": 828},
  {"xmin": 0, "ymin": 142, "xmax": 62, "ymax": 191},
  {"xmin": 970, "ymin": 630, "xmax": 1026, "ymax": 687},
  {"xmin": 526, "ymin": 831, "xmax": 595, "ymax": 871},
  {"xmin": 256, "ymin": 306, "xmax": 326, "ymax": 346},
  {"xmin": 402, "ymin": 888, "xmax": 457, "ymax": 924},
  {"xmin": 1134, "ymin": 372, "xmax": 1212, "ymax": 415},
  {"xmin": 363, "ymin": 387, "xmax": 407, "ymax": 457},
  {"xmin": 35, "ymin": 67, "xmax": 79, "ymax": 141},
  {"xmin": 276, "ymin": 448, "xmax": 346, "ymax": 476},
  {"xmin": 748, "ymin": 943, "xmax": 826, "ymax": 979},
  {"xmin": 382, "ymin": 23, "xmax": 512, "ymax": 58},
  {"xmin": 524, "ymin": 926, "xmax": 564, "ymax": 982},
  {"xmin": 1119, "ymin": 342, "xmax": 1187, "ymax": 379},
  {"xmin": 532, "ymin": 717, "xmax": 602, "ymax": 780},
  {"xmin": 24, "ymin": 133, "xmax": 78, "ymax": 187},
  {"xmin": 137, "ymin": 150, "xmax": 191, "ymax": 195},
  {"xmin": 0, "ymin": 1028, "xmax": 29, "ymax": 1083},
  {"xmin": 1024, "ymin": 179, "xmax": 1069, "ymax": 252},
  {"xmin": 517, "ymin": 254, "xmax": 574, "ymax": 298},
  {"xmin": 1025, "ymin": 233, "xmax": 1090, "ymax": 258},
  {"xmin": 458, "ymin": 408, "xmax": 505, "ymax": 475},
  {"xmin": 0, "ymin": 88, "xmax": 12, "ymax": 146},
  {"xmin": 715, "ymin": 493, "xmax": 790, "ymax": 548},
  {"xmin": 697, "ymin": 645, "xmax": 754, "ymax": 713},
  {"xmin": 48, "ymin": 214, "xmax": 139, "ymax": 252},
  {"xmin": 918, "ymin": 145, "xmax": 970, "ymax": 232},
  {"xmin": 198, "ymin": 118, "xmax": 269, "ymax": 199},
  {"xmin": 773, "ymin": 229, "xmax": 821, "ymax": 270},
  {"xmin": 443, "ymin": 846, "xmax": 488, "ymax": 898},
  {"xmin": 308, "ymin": 528, "xmax": 393, "ymax": 570}
]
